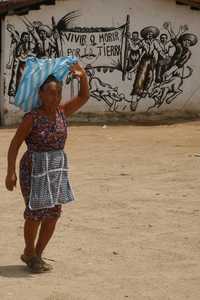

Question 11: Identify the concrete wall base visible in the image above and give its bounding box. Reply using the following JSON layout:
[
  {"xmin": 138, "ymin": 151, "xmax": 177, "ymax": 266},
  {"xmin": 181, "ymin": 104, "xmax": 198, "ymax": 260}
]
[{"xmin": 68, "ymin": 111, "xmax": 200, "ymax": 125}]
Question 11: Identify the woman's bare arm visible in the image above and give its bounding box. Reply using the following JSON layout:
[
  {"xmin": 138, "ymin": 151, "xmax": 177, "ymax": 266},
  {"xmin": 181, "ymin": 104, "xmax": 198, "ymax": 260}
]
[
  {"xmin": 6, "ymin": 114, "xmax": 33, "ymax": 191},
  {"xmin": 60, "ymin": 63, "xmax": 89, "ymax": 117}
]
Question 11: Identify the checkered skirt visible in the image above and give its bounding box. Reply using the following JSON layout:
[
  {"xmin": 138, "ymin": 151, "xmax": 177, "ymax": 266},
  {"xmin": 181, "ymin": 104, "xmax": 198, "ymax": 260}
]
[{"xmin": 29, "ymin": 150, "xmax": 74, "ymax": 210}]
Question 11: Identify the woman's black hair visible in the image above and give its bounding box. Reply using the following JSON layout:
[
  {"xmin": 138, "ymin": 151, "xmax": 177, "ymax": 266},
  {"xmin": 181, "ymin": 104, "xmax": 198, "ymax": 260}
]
[{"xmin": 39, "ymin": 74, "xmax": 62, "ymax": 91}]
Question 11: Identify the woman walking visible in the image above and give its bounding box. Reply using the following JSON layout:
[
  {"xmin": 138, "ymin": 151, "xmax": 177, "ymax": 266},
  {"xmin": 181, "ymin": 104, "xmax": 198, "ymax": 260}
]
[{"xmin": 5, "ymin": 56, "xmax": 89, "ymax": 273}]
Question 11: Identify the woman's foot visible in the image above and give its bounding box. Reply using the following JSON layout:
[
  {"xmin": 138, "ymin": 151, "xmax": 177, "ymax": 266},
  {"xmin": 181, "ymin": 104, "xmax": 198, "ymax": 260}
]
[
  {"xmin": 37, "ymin": 256, "xmax": 53, "ymax": 271},
  {"xmin": 20, "ymin": 254, "xmax": 52, "ymax": 273}
]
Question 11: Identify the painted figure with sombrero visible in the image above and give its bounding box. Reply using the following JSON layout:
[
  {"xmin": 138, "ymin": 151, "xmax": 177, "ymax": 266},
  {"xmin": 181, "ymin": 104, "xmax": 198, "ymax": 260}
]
[
  {"xmin": 163, "ymin": 22, "xmax": 198, "ymax": 80},
  {"xmin": 130, "ymin": 26, "xmax": 166, "ymax": 109},
  {"xmin": 29, "ymin": 23, "xmax": 57, "ymax": 58}
]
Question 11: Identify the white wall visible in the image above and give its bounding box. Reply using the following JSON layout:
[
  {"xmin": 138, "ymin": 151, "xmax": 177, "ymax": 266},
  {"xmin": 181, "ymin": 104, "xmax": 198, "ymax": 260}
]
[{"xmin": 1, "ymin": 0, "xmax": 200, "ymax": 125}]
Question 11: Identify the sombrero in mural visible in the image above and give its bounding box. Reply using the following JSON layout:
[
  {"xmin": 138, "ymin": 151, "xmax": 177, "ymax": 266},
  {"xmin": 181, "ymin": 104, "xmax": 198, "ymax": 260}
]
[
  {"xmin": 178, "ymin": 33, "xmax": 198, "ymax": 46},
  {"xmin": 37, "ymin": 25, "xmax": 52, "ymax": 38},
  {"xmin": 140, "ymin": 26, "xmax": 160, "ymax": 39},
  {"xmin": 14, "ymin": 56, "xmax": 78, "ymax": 112}
]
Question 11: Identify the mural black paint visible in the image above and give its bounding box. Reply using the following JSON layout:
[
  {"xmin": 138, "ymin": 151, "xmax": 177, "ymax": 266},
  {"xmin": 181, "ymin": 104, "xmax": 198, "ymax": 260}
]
[
  {"xmin": 6, "ymin": 13, "xmax": 198, "ymax": 112},
  {"xmin": 127, "ymin": 23, "xmax": 198, "ymax": 111}
]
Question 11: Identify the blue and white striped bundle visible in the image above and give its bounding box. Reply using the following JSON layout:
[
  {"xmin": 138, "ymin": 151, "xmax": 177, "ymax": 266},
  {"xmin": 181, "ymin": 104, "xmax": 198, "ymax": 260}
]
[{"xmin": 15, "ymin": 56, "xmax": 78, "ymax": 112}]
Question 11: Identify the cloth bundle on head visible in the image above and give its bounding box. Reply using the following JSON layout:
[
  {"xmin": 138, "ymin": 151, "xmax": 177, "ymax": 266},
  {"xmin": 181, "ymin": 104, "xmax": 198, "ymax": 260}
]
[{"xmin": 14, "ymin": 56, "xmax": 78, "ymax": 112}]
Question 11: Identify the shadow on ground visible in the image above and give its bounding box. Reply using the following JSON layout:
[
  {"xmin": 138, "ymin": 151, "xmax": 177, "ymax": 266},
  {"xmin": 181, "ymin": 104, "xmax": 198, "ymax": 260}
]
[{"xmin": 0, "ymin": 264, "xmax": 33, "ymax": 278}]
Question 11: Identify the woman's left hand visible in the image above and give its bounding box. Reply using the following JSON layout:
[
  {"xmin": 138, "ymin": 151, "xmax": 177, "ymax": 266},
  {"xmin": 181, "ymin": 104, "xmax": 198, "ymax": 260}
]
[{"xmin": 70, "ymin": 63, "xmax": 86, "ymax": 79}]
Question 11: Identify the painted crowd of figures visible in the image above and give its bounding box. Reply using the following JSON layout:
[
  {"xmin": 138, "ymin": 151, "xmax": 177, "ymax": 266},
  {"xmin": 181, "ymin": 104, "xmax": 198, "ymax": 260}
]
[
  {"xmin": 6, "ymin": 14, "xmax": 198, "ymax": 112},
  {"xmin": 126, "ymin": 22, "xmax": 198, "ymax": 111},
  {"xmin": 7, "ymin": 11, "xmax": 80, "ymax": 97}
]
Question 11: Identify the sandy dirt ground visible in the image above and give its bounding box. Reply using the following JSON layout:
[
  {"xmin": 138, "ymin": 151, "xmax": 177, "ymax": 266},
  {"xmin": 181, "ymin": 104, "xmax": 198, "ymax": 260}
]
[{"xmin": 0, "ymin": 122, "xmax": 200, "ymax": 300}]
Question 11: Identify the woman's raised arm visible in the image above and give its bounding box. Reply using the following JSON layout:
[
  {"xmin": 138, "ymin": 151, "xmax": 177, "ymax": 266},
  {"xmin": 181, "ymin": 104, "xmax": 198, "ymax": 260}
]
[{"xmin": 60, "ymin": 63, "xmax": 89, "ymax": 117}]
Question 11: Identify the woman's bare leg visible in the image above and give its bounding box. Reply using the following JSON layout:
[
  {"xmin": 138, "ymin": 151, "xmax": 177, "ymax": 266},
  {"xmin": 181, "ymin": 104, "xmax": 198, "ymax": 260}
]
[
  {"xmin": 23, "ymin": 219, "xmax": 41, "ymax": 257},
  {"xmin": 35, "ymin": 218, "xmax": 58, "ymax": 257}
]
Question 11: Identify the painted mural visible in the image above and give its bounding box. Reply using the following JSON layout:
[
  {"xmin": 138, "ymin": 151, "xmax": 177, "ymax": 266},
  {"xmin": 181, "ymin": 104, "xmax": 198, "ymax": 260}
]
[{"xmin": 6, "ymin": 11, "xmax": 198, "ymax": 112}]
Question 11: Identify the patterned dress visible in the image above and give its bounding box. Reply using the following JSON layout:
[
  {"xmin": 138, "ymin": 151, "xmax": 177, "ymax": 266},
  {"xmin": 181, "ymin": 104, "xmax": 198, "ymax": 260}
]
[{"xmin": 19, "ymin": 108, "xmax": 73, "ymax": 221}]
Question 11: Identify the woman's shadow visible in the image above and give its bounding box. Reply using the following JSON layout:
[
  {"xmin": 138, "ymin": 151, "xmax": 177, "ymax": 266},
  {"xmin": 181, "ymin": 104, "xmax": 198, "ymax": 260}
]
[{"xmin": 0, "ymin": 264, "xmax": 33, "ymax": 278}]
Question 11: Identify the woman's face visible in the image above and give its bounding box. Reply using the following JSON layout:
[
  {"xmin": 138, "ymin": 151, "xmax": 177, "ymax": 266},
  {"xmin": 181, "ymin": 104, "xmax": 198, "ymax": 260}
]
[{"xmin": 39, "ymin": 81, "xmax": 62, "ymax": 109}]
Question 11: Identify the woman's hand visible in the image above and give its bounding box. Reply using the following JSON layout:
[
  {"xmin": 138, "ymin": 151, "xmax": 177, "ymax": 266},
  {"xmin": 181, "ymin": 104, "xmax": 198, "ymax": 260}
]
[
  {"xmin": 5, "ymin": 172, "xmax": 17, "ymax": 191},
  {"xmin": 70, "ymin": 63, "xmax": 86, "ymax": 79}
]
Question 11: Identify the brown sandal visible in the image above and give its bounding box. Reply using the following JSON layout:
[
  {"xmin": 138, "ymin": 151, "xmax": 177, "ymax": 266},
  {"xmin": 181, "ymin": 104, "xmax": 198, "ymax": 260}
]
[{"xmin": 21, "ymin": 254, "xmax": 52, "ymax": 273}]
